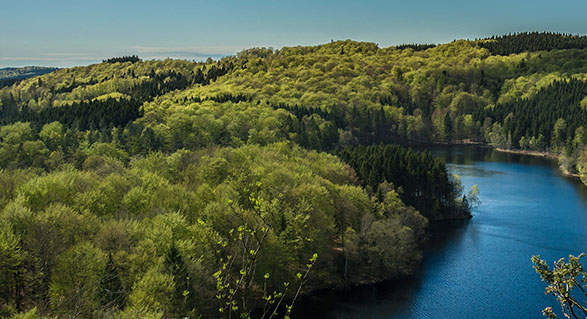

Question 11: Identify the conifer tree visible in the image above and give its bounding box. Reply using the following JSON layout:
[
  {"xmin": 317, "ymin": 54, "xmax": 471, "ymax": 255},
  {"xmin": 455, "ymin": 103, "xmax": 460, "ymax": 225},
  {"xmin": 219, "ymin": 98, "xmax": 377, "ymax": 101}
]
[
  {"xmin": 164, "ymin": 244, "xmax": 197, "ymax": 318},
  {"xmin": 444, "ymin": 113, "xmax": 453, "ymax": 141},
  {"xmin": 99, "ymin": 253, "xmax": 125, "ymax": 310}
]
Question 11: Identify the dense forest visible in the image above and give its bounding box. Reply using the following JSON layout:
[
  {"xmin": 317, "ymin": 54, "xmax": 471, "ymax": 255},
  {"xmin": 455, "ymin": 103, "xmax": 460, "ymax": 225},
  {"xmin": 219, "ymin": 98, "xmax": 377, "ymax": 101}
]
[
  {"xmin": 338, "ymin": 145, "xmax": 471, "ymax": 220},
  {"xmin": 1, "ymin": 32, "xmax": 586, "ymax": 318},
  {"xmin": 475, "ymin": 79, "xmax": 587, "ymax": 175}
]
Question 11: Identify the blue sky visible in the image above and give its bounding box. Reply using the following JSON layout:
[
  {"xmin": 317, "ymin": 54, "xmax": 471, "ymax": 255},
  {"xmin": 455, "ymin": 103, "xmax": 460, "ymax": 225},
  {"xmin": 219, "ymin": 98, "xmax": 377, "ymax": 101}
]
[{"xmin": 2, "ymin": 0, "xmax": 587, "ymax": 67}]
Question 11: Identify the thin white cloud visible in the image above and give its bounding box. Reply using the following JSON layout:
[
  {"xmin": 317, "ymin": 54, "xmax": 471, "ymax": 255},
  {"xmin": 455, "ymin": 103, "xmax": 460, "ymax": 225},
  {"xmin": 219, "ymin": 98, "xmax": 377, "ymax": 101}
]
[
  {"xmin": 0, "ymin": 46, "xmax": 239, "ymax": 67},
  {"xmin": 44, "ymin": 53, "xmax": 93, "ymax": 57},
  {"xmin": 0, "ymin": 56, "xmax": 102, "ymax": 61}
]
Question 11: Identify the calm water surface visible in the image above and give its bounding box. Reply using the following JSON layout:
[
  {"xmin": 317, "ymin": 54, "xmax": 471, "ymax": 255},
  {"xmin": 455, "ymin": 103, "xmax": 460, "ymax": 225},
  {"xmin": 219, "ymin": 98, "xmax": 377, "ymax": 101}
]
[{"xmin": 295, "ymin": 146, "xmax": 587, "ymax": 319}]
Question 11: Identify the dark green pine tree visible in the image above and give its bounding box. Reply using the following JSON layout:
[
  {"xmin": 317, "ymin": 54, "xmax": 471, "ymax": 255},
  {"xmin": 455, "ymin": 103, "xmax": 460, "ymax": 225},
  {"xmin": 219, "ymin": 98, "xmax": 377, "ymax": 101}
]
[
  {"xmin": 99, "ymin": 253, "xmax": 125, "ymax": 310},
  {"xmin": 444, "ymin": 112, "xmax": 453, "ymax": 142},
  {"xmin": 140, "ymin": 127, "xmax": 160, "ymax": 153},
  {"xmin": 194, "ymin": 69, "xmax": 205, "ymax": 84},
  {"xmin": 165, "ymin": 244, "xmax": 197, "ymax": 318},
  {"xmin": 297, "ymin": 119, "xmax": 309, "ymax": 147}
]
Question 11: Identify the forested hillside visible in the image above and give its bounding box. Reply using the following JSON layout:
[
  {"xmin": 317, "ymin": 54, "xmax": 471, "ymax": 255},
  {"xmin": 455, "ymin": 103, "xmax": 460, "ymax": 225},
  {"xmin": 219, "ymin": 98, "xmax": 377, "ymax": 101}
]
[
  {"xmin": 475, "ymin": 79, "xmax": 587, "ymax": 176},
  {"xmin": 1, "ymin": 32, "xmax": 586, "ymax": 318}
]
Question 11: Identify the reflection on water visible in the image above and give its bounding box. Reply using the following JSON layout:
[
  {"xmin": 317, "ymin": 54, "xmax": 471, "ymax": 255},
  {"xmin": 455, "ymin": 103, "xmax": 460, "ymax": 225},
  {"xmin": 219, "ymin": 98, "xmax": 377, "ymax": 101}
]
[
  {"xmin": 446, "ymin": 164, "xmax": 504, "ymax": 178},
  {"xmin": 293, "ymin": 221, "xmax": 471, "ymax": 319},
  {"xmin": 294, "ymin": 146, "xmax": 587, "ymax": 319},
  {"xmin": 424, "ymin": 145, "xmax": 554, "ymax": 166}
]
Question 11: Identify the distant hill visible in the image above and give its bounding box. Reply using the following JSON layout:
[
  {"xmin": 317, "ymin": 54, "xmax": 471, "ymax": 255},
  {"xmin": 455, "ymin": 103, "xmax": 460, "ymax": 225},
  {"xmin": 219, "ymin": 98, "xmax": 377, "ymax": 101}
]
[
  {"xmin": 0, "ymin": 66, "xmax": 59, "ymax": 80},
  {"xmin": 0, "ymin": 66, "xmax": 59, "ymax": 88}
]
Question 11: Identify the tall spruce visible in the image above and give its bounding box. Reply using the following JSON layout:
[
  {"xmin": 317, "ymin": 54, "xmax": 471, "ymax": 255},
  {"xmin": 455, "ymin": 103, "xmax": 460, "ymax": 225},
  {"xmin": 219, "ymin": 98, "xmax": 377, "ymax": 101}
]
[
  {"xmin": 99, "ymin": 253, "xmax": 125, "ymax": 310},
  {"xmin": 164, "ymin": 244, "xmax": 197, "ymax": 318}
]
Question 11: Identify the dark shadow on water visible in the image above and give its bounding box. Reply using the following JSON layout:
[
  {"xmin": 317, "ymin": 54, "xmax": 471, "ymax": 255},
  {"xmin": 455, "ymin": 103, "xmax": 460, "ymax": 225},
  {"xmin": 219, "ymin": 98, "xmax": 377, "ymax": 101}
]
[
  {"xmin": 420, "ymin": 145, "xmax": 554, "ymax": 167},
  {"xmin": 292, "ymin": 220, "xmax": 471, "ymax": 319}
]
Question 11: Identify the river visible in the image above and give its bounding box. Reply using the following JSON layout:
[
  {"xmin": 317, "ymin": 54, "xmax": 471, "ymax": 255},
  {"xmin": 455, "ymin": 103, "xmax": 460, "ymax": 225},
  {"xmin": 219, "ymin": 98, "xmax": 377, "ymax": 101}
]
[{"xmin": 294, "ymin": 146, "xmax": 587, "ymax": 319}]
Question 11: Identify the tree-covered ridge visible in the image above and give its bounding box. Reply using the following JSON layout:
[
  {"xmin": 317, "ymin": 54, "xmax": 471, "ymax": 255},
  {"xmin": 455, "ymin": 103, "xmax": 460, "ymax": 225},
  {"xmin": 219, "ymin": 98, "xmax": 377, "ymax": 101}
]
[
  {"xmin": 0, "ymin": 58, "xmax": 235, "ymax": 111},
  {"xmin": 478, "ymin": 32, "xmax": 587, "ymax": 55},
  {"xmin": 3, "ymin": 36, "xmax": 584, "ymax": 179},
  {"xmin": 0, "ymin": 58, "xmax": 237, "ymax": 134},
  {"xmin": 166, "ymin": 38, "xmax": 586, "ymax": 137},
  {"xmin": 151, "ymin": 38, "xmax": 586, "ymax": 180},
  {"xmin": 0, "ymin": 67, "xmax": 59, "ymax": 90}
]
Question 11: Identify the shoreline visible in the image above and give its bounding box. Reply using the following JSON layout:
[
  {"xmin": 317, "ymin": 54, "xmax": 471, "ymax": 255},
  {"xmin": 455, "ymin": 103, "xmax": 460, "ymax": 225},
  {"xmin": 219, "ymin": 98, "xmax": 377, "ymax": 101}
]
[
  {"xmin": 493, "ymin": 147, "xmax": 582, "ymax": 180},
  {"xmin": 494, "ymin": 147, "xmax": 557, "ymax": 159},
  {"xmin": 421, "ymin": 141, "xmax": 582, "ymax": 183}
]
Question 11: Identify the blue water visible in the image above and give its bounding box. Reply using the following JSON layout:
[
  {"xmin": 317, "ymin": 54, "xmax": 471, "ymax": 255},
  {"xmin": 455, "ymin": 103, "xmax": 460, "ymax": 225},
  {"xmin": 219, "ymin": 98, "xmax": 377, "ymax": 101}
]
[{"xmin": 296, "ymin": 146, "xmax": 587, "ymax": 319}]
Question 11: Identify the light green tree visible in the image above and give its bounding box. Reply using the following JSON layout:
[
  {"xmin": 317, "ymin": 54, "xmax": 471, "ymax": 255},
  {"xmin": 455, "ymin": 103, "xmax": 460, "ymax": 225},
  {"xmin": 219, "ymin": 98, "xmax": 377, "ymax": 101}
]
[
  {"xmin": 0, "ymin": 221, "xmax": 23, "ymax": 317},
  {"xmin": 128, "ymin": 267, "xmax": 174, "ymax": 316},
  {"xmin": 49, "ymin": 242, "xmax": 106, "ymax": 318},
  {"xmin": 39, "ymin": 122, "xmax": 64, "ymax": 151},
  {"xmin": 532, "ymin": 253, "xmax": 587, "ymax": 319},
  {"xmin": 552, "ymin": 118, "xmax": 568, "ymax": 152},
  {"xmin": 467, "ymin": 184, "xmax": 481, "ymax": 208}
]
